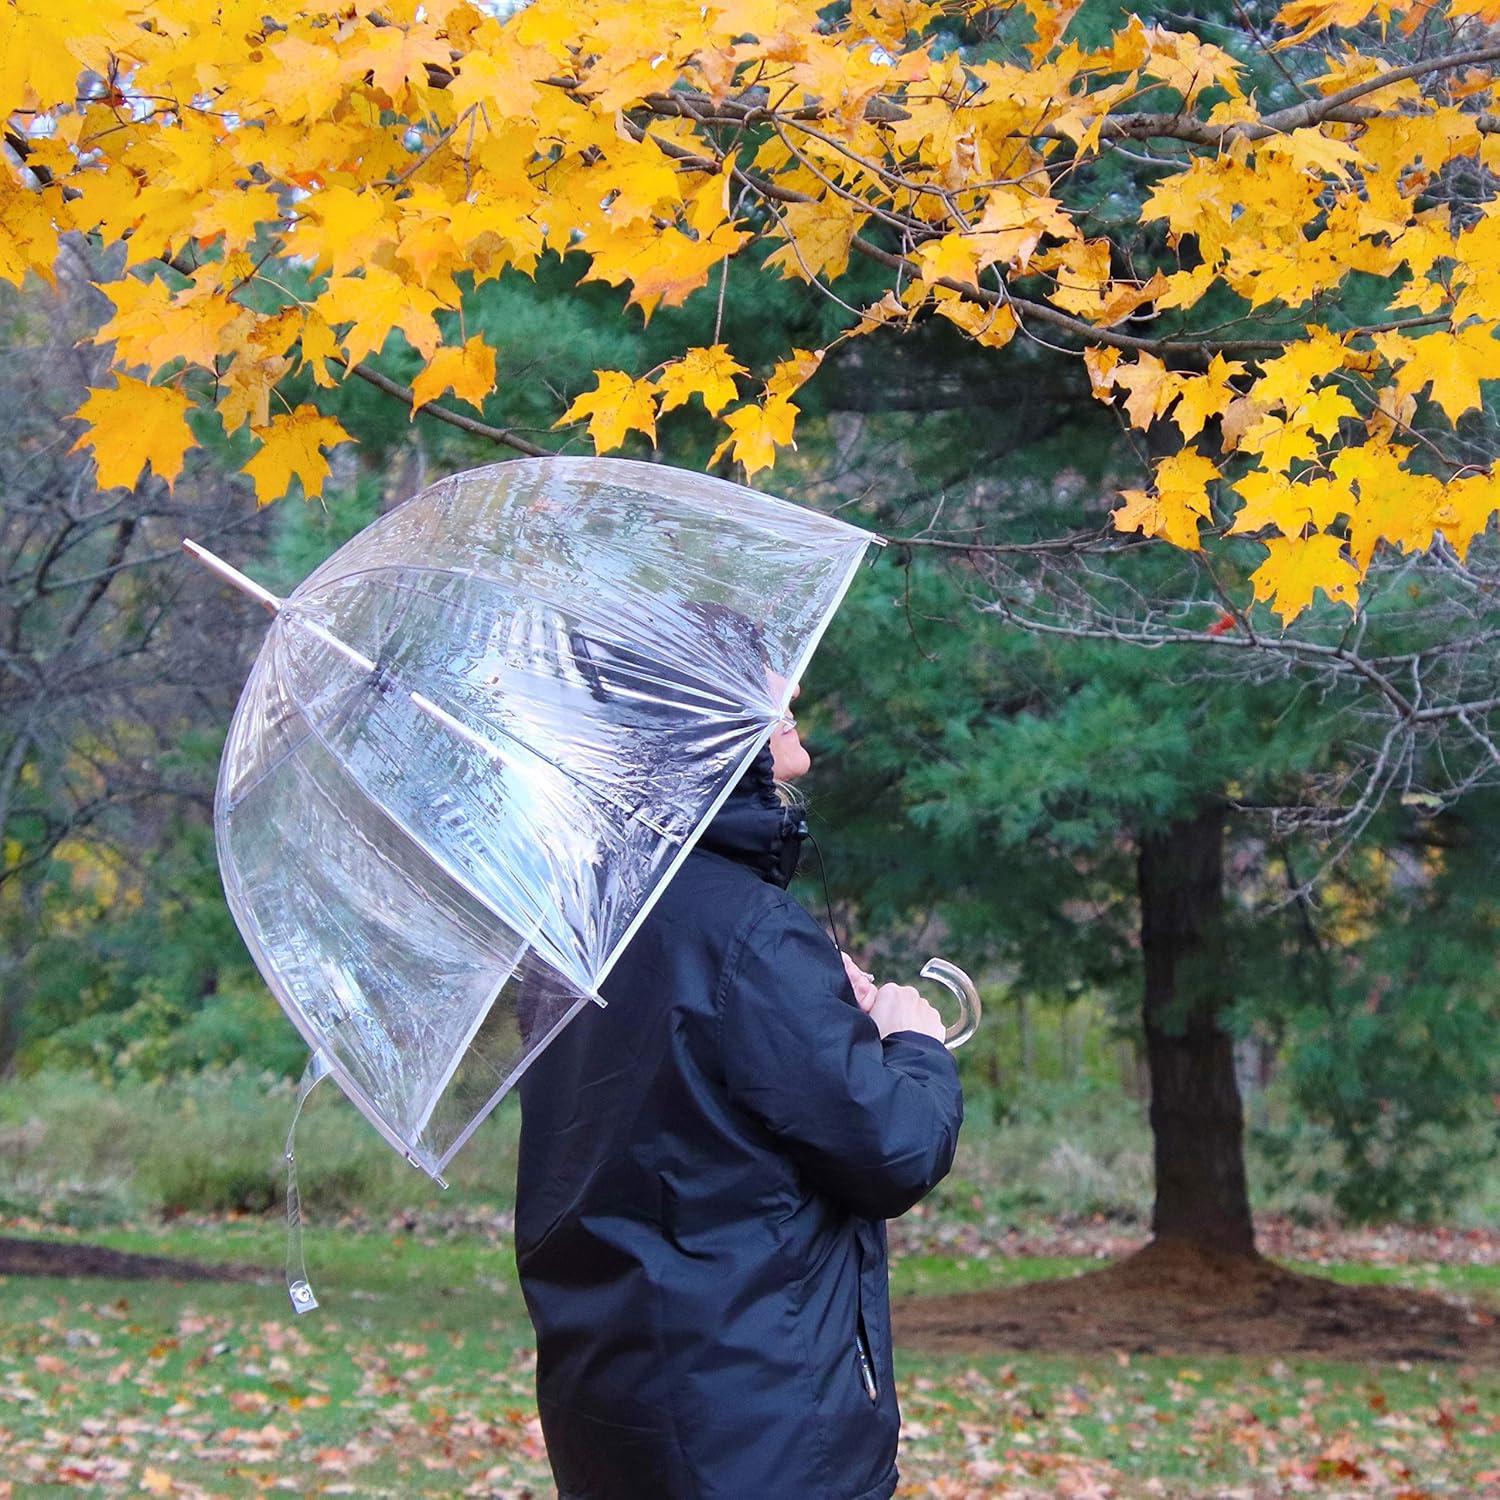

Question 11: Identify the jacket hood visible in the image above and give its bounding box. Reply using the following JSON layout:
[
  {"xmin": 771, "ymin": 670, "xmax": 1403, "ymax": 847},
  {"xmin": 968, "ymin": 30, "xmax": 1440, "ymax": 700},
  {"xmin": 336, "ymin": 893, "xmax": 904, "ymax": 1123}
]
[{"xmin": 695, "ymin": 742, "xmax": 806, "ymax": 888}]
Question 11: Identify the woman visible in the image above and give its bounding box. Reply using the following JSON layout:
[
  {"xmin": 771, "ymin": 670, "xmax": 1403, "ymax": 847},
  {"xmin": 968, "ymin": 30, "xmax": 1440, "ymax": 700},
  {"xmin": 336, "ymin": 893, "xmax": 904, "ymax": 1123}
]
[{"xmin": 514, "ymin": 676, "xmax": 965, "ymax": 1500}]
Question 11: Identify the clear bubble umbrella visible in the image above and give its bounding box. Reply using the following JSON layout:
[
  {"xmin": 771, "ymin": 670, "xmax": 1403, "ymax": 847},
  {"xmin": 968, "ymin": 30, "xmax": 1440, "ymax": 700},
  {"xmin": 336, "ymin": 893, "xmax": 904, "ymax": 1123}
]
[{"xmin": 185, "ymin": 456, "xmax": 978, "ymax": 1310}]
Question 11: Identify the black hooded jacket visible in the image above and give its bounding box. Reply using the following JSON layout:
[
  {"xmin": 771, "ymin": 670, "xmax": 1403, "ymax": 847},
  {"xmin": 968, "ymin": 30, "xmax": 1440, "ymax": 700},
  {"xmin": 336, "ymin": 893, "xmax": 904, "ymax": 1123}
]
[{"xmin": 513, "ymin": 745, "xmax": 965, "ymax": 1500}]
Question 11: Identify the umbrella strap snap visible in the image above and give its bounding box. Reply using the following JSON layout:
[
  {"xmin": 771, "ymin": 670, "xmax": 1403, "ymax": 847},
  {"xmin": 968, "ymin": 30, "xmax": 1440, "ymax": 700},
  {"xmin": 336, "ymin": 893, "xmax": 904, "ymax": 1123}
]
[{"xmin": 284, "ymin": 1048, "xmax": 332, "ymax": 1315}]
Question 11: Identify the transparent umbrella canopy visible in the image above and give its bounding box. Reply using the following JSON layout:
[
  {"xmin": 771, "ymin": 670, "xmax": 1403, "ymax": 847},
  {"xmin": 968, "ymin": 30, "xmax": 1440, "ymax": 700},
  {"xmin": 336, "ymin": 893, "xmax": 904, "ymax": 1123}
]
[
  {"xmin": 191, "ymin": 457, "xmax": 981, "ymax": 1310},
  {"xmin": 189, "ymin": 457, "xmax": 894, "ymax": 1188}
]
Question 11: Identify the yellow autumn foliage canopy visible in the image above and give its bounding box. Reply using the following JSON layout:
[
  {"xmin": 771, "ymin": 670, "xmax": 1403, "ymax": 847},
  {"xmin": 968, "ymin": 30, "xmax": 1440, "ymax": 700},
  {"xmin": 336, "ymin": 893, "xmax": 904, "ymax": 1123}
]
[{"xmin": 2, "ymin": 0, "xmax": 1498, "ymax": 622}]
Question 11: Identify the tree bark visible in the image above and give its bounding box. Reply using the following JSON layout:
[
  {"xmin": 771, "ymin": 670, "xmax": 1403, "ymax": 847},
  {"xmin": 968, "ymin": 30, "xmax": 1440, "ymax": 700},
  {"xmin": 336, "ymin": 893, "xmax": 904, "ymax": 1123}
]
[{"xmin": 1137, "ymin": 804, "xmax": 1256, "ymax": 1257}]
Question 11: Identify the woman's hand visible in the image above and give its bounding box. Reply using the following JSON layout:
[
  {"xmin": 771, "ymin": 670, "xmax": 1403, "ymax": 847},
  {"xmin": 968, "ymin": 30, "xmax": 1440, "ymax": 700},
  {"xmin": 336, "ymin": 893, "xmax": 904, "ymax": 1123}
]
[
  {"xmin": 840, "ymin": 951, "xmax": 878, "ymax": 1012},
  {"xmin": 867, "ymin": 983, "xmax": 945, "ymax": 1042},
  {"xmin": 841, "ymin": 953, "xmax": 945, "ymax": 1042}
]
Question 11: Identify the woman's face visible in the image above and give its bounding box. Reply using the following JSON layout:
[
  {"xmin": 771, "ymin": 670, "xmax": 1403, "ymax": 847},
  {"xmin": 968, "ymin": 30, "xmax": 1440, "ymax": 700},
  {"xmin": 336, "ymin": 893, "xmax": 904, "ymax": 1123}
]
[{"xmin": 768, "ymin": 675, "xmax": 811, "ymax": 782}]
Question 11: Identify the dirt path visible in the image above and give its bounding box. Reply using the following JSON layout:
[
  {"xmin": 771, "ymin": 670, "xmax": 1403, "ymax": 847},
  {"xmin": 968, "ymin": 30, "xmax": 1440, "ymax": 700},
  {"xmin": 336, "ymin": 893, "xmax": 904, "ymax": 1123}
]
[
  {"xmin": 895, "ymin": 1240, "xmax": 1500, "ymax": 1365},
  {"xmin": 0, "ymin": 1236, "xmax": 262, "ymax": 1283},
  {"xmin": 7, "ymin": 1229, "xmax": 1496, "ymax": 1365}
]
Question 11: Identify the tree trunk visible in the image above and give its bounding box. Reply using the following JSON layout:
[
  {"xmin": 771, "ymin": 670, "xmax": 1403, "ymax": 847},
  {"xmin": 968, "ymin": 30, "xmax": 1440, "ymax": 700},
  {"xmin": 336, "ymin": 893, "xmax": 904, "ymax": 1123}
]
[
  {"xmin": 1017, "ymin": 991, "xmax": 1034, "ymax": 1079},
  {"xmin": 1137, "ymin": 804, "xmax": 1256, "ymax": 1257}
]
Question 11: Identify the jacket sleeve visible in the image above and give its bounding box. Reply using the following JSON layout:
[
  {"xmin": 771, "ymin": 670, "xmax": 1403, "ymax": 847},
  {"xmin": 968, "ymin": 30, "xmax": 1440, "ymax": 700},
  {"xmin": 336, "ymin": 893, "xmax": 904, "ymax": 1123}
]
[{"xmin": 717, "ymin": 894, "xmax": 964, "ymax": 1220}]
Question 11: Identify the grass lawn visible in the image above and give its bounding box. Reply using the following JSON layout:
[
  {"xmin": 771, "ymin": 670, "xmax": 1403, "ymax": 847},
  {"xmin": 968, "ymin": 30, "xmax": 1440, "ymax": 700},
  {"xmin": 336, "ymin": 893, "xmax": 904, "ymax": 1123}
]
[{"xmin": 1, "ymin": 1220, "xmax": 1496, "ymax": 1497}]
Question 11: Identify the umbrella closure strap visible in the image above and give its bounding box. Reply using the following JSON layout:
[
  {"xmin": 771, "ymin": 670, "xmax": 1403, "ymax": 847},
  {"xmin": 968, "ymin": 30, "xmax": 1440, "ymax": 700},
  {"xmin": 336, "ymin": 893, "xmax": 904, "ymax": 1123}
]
[{"xmin": 284, "ymin": 1048, "xmax": 332, "ymax": 1315}]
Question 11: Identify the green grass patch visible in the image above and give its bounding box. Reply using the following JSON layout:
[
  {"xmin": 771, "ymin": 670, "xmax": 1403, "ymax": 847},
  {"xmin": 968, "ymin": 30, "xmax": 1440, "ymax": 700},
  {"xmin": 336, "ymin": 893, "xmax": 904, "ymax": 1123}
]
[
  {"xmin": 3, "ymin": 1225, "xmax": 1498, "ymax": 1496},
  {"xmin": 1279, "ymin": 1257, "xmax": 1500, "ymax": 1298},
  {"xmin": 889, "ymin": 1252, "xmax": 1099, "ymax": 1298}
]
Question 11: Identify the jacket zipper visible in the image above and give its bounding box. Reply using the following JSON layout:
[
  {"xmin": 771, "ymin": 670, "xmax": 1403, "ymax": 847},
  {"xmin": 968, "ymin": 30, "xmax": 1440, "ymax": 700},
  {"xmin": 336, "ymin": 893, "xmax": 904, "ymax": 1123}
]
[{"xmin": 854, "ymin": 1324, "xmax": 878, "ymax": 1401}]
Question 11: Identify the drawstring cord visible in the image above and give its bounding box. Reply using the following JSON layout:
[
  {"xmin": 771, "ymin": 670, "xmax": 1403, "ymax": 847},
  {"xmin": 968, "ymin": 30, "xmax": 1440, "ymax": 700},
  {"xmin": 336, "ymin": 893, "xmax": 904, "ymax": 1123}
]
[{"xmin": 801, "ymin": 825, "xmax": 852, "ymax": 971}]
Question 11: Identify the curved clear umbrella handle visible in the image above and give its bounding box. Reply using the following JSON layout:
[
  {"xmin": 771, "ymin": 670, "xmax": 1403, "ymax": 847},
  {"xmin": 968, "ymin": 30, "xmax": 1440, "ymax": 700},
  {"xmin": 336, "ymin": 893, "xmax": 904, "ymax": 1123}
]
[{"xmin": 919, "ymin": 957, "xmax": 982, "ymax": 1050}]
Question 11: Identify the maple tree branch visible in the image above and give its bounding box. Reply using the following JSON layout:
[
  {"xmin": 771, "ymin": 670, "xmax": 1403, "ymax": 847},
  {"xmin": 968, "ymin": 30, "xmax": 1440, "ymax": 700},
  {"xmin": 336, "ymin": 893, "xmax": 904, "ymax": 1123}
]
[
  {"xmin": 333, "ymin": 356, "xmax": 553, "ymax": 458},
  {"xmin": 386, "ymin": 105, "xmax": 475, "ymax": 190},
  {"xmin": 1044, "ymin": 44, "xmax": 1500, "ymax": 146},
  {"xmin": 616, "ymin": 45, "xmax": 1500, "ymax": 151},
  {"xmin": 638, "ymin": 133, "xmax": 1451, "ymax": 360},
  {"xmin": 769, "ymin": 118, "xmax": 930, "ymax": 235},
  {"xmin": 978, "ymin": 589, "xmax": 1417, "ymax": 705},
  {"xmin": 1266, "ymin": 43, "xmax": 1500, "ymax": 128},
  {"xmin": 887, "ymin": 529, "xmax": 1145, "ymax": 556}
]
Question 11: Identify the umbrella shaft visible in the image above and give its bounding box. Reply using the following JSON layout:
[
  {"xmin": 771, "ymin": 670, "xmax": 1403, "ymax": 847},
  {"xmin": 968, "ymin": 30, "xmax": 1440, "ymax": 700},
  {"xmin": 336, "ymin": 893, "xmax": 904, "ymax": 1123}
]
[
  {"xmin": 183, "ymin": 538, "xmax": 477, "ymax": 750},
  {"xmin": 181, "ymin": 538, "xmax": 283, "ymax": 613}
]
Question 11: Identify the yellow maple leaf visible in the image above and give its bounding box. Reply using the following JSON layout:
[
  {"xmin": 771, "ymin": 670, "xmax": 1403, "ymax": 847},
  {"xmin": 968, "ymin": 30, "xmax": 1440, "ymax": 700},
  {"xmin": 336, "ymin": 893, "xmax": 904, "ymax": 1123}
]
[
  {"xmin": 446, "ymin": 39, "xmax": 550, "ymax": 122},
  {"xmin": 913, "ymin": 234, "xmax": 980, "ymax": 288},
  {"xmin": 1237, "ymin": 412, "xmax": 1322, "ymax": 471},
  {"xmin": 1288, "ymin": 384, "xmax": 1359, "ymax": 438},
  {"xmin": 1330, "ymin": 443, "xmax": 1447, "ymax": 569},
  {"xmin": 242, "ymin": 404, "xmax": 353, "ymax": 505},
  {"xmin": 764, "ymin": 197, "xmax": 863, "ymax": 283},
  {"xmin": 1228, "ymin": 467, "xmax": 1350, "ymax": 535},
  {"xmin": 765, "ymin": 348, "xmax": 825, "ymax": 406},
  {"xmin": 1040, "ymin": 238, "xmax": 1113, "ymax": 318},
  {"xmin": 709, "ymin": 396, "xmax": 800, "ymax": 480},
  {"xmin": 343, "ymin": 21, "xmax": 451, "ymax": 106},
  {"xmin": 298, "ymin": 311, "xmax": 343, "ymax": 389},
  {"xmin": 410, "ymin": 336, "xmax": 498, "ymax": 414},
  {"xmin": 1154, "ymin": 262, "xmax": 1219, "ymax": 313},
  {"xmin": 1259, "ymin": 128, "xmax": 1366, "ymax": 179},
  {"xmin": 1172, "ymin": 355, "xmax": 1245, "ymax": 440},
  {"xmin": 91, "ymin": 273, "xmax": 177, "ymax": 372},
  {"xmin": 934, "ymin": 295, "xmax": 1018, "ymax": 348},
  {"xmin": 1111, "ymin": 353, "xmax": 1182, "ymax": 430},
  {"xmin": 970, "ymin": 187, "xmax": 1072, "ymax": 273},
  {"xmin": 1273, "ymin": 0, "xmax": 1385, "ymax": 48},
  {"xmin": 595, "ymin": 150, "xmax": 684, "ymax": 227},
  {"xmin": 1436, "ymin": 469, "xmax": 1500, "ymax": 559},
  {"xmin": 286, "ymin": 186, "xmax": 398, "ymax": 280},
  {"xmin": 1344, "ymin": 465, "xmax": 1444, "ymax": 571},
  {"xmin": 1251, "ymin": 329, "xmax": 1348, "ymax": 411},
  {"xmin": 153, "ymin": 289, "xmax": 254, "ymax": 375},
  {"xmin": 1111, "ymin": 448, "xmax": 1218, "ymax": 550},
  {"xmin": 315, "ymin": 268, "xmax": 449, "ymax": 366},
  {"xmin": 579, "ymin": 220, "xmax": 747, "ymax": 322},
  {"xmin": 1141, "ymin": 159, "xmax": 1230, "ymax": 240},
  {"xmin": 851, "ymin": 0, "xmax": 941, "ymax": 49},
  {"xmin": 1249, "ymin": 532, "xmax": 1360, "ymax": 624},
  {"xmin": 218, "ymin": 350, "xmax": 292, "ymax": 433},
  {"xmin": 1084, "ymin": 345, "xmax": 1122, "ymax": 399},
  {"xmin": 0, "ymin": 0, "xmax": 98, "ymax": 113},
  {"xmin": 1, "ymin": 167, "xmax": 66, "ymax": 288},
  {"xmin": 242, "ymin": 30, "xmax": 356, "ymax": 124},
  {"xmin": 1386, "ymin": 321, "xmax": 1497, "ymax": 425},
  {"xmin": 1143, "ymin": 23, "xmax": 1244, "ymax": 102},
  {"xmin": 187, "ymin": 183, "xmax": 280, "ymax": 255},
  {"xmin": 656, "ymin": 345, "xmax": 747, "ymax": 416},
  {"xmin": 553, "ymin": 370, "xmax": 658, "ymax": 452},
  {"xmin": 68, "ymin": 376, "xmax": 196, "ymax": 493}
]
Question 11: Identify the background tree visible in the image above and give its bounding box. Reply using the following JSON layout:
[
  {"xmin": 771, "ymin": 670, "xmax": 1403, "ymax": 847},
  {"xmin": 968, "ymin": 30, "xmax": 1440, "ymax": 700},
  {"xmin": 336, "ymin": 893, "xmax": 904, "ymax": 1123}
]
[
  {"xmin": 814, "ymin": 554, "xmax": 1500, "ymax": 1263},
  {"xmin": 0, "ymin": 252, "xmax": 270, "ymax": 1071}
]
